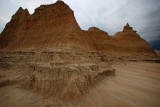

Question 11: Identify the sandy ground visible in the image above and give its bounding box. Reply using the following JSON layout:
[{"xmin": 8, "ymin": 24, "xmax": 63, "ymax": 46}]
[
  {"xmin": 155, "ymin": 50, "xmax": 160, "ymax": 56},
  {"xmin": 81, "ymin": 61, "xmax": 160, "ymax": 107},
  {"xmin": 0, "ymin": 86, "xmax": 42, "ymax": 107},
  {"xmin": 0, "ymin": 61, "xmax": 160, "ymax": 107}
]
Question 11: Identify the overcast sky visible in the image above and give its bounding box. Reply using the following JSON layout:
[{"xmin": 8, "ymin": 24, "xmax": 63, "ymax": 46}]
[{"xmin": 0, "ymin": 0, "xmax": 160, "ymax": 43}]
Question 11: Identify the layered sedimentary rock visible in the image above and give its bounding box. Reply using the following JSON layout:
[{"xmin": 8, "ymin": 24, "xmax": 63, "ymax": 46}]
[
  {"xmin": 0, "ymin": 0, "xmax": 157, "ymax": 100},
  {"xmin": 0, "ymin": 1, "xmax": 92, "ymax": 50},
  {"xmin": 0, "ymin": 48, "xmax": 115, "ymax": 100},
  {"xmin": 84, "ymin": 24, "xmax": 156, "ymax": 56}
]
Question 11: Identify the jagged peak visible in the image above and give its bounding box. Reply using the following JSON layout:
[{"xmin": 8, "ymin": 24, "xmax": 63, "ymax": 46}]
[
  {"xmin": 19, "ymin": 7, "xmax": 23, "ymax": 10},
  {"xmin": 10, "ymin": 7, "xmax": 30, "ymax": 21},
  {"xmin": 121, "ymin": 23, "xmax": 137, "ymax": 33},
  {"xmin": 24, "ymin": 8, "xmax": 28, "ymax": 12},
  {"xmin": 126, "ymin": 23, "xmax": 130, "ymax": 27},
  {"xmin": 15, "ymin": 7, "xmax": 29, "ymax": 15},
  {"xmin": 17, "ymin": 7, "xmax": 24, "ymax": 13},
  {"xmin": 24, "ymin": 8, "xmax": 29, "ymax": 14}
]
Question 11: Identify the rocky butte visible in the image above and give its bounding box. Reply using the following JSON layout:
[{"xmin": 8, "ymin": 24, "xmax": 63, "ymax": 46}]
[{"xmin": 0, "ymin": 0, "xmax": 159, "ymax": 106}]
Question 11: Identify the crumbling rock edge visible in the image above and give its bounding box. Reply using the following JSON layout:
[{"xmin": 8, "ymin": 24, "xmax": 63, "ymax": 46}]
[{"xmin": 0, "ymin": 49, "xmax": 116, "ymax": 100}]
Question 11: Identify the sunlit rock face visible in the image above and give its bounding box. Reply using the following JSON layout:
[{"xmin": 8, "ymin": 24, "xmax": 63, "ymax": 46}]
[{"xmin": 0, "ymin": 0, "xmax": 157, "ymax": 100}]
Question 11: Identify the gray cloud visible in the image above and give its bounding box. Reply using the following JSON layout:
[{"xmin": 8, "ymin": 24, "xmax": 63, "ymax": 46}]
[{"xmin": 138, "ymin": 3, "xmax": 160, "ymax": 42}]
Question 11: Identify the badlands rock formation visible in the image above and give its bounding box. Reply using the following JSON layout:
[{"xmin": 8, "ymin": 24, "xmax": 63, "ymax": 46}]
[
  {"xmin": 0, "ymin": 1, "xmax": 156, "ymax": 56},
  {"xmin": 85, "ymin": 24, "xmax": 156, "ymax": 56},
  {"xmin": 0, "ymin": 0, "xmax": 158, "ymax": 102}
]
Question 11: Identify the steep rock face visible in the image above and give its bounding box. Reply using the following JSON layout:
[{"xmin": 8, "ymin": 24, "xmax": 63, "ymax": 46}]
[{"xmin": 0, "ymin": 1, "xmax": 92, "ymax": 50}]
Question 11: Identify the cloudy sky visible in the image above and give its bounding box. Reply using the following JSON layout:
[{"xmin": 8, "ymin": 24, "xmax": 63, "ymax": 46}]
[{"xmin": 0, "ymin": 0, "xmax": 160, "ymax": 48}]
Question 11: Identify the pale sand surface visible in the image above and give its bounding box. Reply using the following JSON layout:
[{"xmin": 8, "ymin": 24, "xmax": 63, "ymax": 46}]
[
  {"xmin": 0, "ymin": 61, "xmax": 160, "ymax": 107},
  {"xmin": 155, "ymin": 50, "xmax": 160, "ymax": 56},
  {"xmin": 0, "ymin": 86, "xmax": 42, "ymax": 107},
  {"xmin": 82, "ymin": 62, "xmax": 160, "ymax": 107}
]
